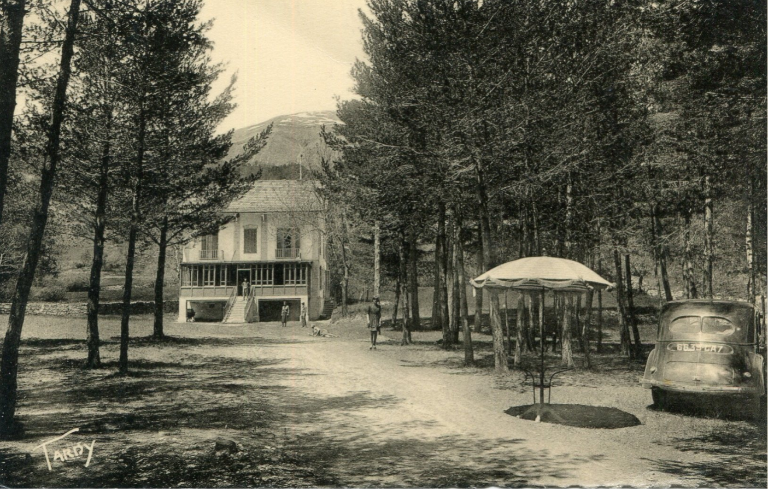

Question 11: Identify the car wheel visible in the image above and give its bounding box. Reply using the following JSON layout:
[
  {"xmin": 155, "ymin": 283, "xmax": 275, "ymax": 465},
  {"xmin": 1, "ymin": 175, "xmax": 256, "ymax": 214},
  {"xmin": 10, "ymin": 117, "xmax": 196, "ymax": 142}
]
[
  {"xmin": 745, "ymin": 394, "xmax": 764, "ymax": 421},
  {"xmin": 652, "ymin": 387, "xmax": 666, "ymax": 409}
]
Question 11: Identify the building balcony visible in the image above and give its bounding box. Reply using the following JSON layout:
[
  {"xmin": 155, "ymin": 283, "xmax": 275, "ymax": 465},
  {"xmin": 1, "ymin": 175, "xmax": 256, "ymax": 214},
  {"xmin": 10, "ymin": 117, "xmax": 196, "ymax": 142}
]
[
  {"xmin": 275, "ymin": 248, "xmax": 300, "ymax": 259},
  {"xmin": 200, "ymin": 249, "xmax": 223, "ymax": 260},
  {"xmin": 183, "ymin": 248, "xmax": 226, "ymax": 262}
]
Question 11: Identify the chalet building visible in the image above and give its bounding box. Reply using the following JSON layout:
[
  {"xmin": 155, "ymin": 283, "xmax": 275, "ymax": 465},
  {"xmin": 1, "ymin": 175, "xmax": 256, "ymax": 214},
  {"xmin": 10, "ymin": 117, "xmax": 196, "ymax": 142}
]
[{"xmin": 178, "ymin": 180, "xmax": 330, "ymax": 323}]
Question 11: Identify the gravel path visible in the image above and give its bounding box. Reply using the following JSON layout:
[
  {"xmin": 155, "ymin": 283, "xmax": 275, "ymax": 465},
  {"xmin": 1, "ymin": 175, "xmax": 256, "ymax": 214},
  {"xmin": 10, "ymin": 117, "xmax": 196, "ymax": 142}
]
[
  {"xmin": 241, "ymin": 322, "xmax": 766, "ymax": 487},
  {"xmin": 0, "ymin": 315, "xmax": 764, "ymax": 487}
]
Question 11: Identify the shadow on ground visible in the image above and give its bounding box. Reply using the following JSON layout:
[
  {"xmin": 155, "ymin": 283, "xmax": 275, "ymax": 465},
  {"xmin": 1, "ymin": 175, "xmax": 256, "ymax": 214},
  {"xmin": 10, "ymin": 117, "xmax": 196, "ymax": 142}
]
[
  {"xmin": 646, "ymin": 420, "xmax": 767, "ymax": 487},
  {"xmin": 290, "ymin": 428, "xmax": 604, "ymax": 487},
  {"xmin": 0, "ymin": 335, "xmax": 596, "ymax": 488}
]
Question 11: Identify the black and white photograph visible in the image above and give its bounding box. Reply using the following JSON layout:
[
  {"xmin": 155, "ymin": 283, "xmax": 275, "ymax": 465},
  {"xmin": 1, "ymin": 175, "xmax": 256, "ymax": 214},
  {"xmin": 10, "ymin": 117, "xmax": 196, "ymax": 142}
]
[{"xmin": 0, "ymin": 0, "xmax": 765, "ymax": 487}]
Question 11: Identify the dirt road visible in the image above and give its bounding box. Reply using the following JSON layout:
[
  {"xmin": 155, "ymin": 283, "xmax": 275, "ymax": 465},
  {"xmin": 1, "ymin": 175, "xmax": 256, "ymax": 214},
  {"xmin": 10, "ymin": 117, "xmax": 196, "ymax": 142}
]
[
  {"xmin": 235, "ymin": 322, "xmax": 766, "ymax": 487},
  {"xmin": 0, "ymin": 316, "xmax": 764, "ymax": 487}
]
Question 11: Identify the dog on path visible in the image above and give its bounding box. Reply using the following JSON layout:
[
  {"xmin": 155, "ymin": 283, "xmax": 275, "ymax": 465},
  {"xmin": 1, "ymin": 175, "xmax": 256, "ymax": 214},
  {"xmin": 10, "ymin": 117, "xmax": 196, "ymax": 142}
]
[{"xmin": 312, "ymin": 325, "xmax": 337, "ymax": 338}]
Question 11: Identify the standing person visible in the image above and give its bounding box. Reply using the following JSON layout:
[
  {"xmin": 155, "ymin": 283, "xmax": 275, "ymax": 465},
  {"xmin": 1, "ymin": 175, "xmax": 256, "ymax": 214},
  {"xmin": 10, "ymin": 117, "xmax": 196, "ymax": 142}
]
[
  {"xmin": 242, "ymin": 278, "xmax": 249, "ymax": 299},
  {"xmin": 281, "ymin": 301, "xmax": 290, "ymax": 327},
  {"xmin": 300, "ymin": 301, "xmax": 308, "ymax": 328},
  {"xmin": 367, "ymin": 296, "xmax": 382, "ymax": 350}
]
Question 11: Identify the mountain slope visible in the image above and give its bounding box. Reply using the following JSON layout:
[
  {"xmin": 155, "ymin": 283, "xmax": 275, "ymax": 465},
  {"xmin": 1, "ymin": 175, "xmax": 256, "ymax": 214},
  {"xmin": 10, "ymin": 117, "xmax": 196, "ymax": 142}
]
[{"xmin": 227, "ymin": 111, "xmax": 341, "ymax": 175}]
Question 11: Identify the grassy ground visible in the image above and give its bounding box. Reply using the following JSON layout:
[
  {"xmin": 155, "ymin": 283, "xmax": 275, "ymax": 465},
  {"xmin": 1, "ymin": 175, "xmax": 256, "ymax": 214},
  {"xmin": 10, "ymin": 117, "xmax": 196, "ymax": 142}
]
[
  {"xmin": 0, "ymin": 297, "xmax": 764, "ymax": 487},
  {"xmin": 0, "ymin": 317, "xmax": 330, "ymax": 487}
]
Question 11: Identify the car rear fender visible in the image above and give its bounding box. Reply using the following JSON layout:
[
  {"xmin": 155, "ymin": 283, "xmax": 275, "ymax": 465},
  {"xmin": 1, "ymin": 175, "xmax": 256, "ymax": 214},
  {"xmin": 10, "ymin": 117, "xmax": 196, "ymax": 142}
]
[
  {"xmin": 748, "ymin": 352, "xmax": 765, "ymax": 395},
  {"xmin": 641, "ymin": 348, "xmax": 659, "ymax": 386}
]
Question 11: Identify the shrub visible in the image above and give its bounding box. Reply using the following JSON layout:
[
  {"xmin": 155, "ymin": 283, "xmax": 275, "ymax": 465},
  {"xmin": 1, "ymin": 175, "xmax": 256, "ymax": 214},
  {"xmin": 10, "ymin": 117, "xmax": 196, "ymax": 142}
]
[
  {"xmin": 31, "ymin": 286, "xmax": 67, "ymax": 302},
  {"xmin": 65, "ymin": 276, "xmax": 91, "ymax": 292}
]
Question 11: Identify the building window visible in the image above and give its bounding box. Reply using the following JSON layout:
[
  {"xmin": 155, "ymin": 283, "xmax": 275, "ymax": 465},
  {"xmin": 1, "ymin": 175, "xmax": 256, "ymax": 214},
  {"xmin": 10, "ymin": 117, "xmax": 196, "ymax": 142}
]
[
  {"xmin": 203, "ymin": 265, "xmax": 216, "ymax": 286},
  {"xmin": 182, "ymin": 265, "xmax": 201, "ymax": 286},
  {"xmin": 284, "ymin": 263, "xmax": 307, "ymax": 285},
  {"xmin": 276, "ymin": 228, "xmax": 300, "ymax": 258},
  {"xmin": 244, "ymin": 228, "xmax": 258, "ymax": 254},
  {"xmin": 252, "ymin": 263, "xmax": 273, "ymax": 285},
  {"xmin": 183, "ymin": 264, "xmax": 235, "ymax": 287},
  {"xmin": 200, "ymin": 233, "xmax": 219, "ymax": 259}
]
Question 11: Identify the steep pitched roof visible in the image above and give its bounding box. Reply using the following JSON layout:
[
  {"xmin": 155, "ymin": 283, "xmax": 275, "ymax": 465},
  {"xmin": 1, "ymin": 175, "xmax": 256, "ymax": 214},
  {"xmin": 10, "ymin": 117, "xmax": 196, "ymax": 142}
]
[{"xmin": 226, "ymin": 180, "xmax": 323, "ymax": 213}]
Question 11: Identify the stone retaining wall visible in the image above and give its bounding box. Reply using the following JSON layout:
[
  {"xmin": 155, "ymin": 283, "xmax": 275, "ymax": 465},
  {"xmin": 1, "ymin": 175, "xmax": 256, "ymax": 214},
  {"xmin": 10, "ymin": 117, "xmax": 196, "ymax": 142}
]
[{"xmin": 0, "ymin": 300, "xmax": 179, "ymax": 317}]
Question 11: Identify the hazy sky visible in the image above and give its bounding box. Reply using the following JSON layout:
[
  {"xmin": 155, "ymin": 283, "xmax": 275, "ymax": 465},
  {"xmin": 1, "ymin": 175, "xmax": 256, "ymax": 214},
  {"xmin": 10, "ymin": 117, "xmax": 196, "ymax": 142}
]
[{"xmin": 200, "ymin": 0, "xmax": 370, "ymax": 131}]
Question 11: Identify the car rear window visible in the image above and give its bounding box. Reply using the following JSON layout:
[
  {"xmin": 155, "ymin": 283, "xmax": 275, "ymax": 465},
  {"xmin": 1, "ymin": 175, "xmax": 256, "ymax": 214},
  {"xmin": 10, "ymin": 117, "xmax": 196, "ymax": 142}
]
[
  {"xmin": 668, "ymin": 315, "xmax": 736, "ymax": 336},
  {"xmin": 702, "ymin": 316, "xmax": 735, "ymax": 335},
  {"xmin": 669, "ymin": 316, "xmax": 700, "ymax": 334}
]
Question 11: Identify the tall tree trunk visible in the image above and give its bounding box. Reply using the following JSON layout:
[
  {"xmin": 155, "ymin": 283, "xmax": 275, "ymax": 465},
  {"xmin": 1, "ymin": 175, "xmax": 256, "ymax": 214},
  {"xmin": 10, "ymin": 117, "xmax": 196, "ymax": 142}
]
[
  {"xmin": 392, "ymin": 240, "xmax": 402, "ymax": 328},
  {"xmin": 613, "ymin": 248, "xmax": 631, "ymax": 357},
  {"xmin": 703, "ymin": 176, "xmax": 714, "ymax": 299},
  {"xmin": 583, "ymin": 289, "xmax": 593, "ymax": 368},
  {"xmin": 561, "ymin": 293, "xmax": 574, "ymax": 367},
  {"xmin": 514, "ymin": 294, "xmax": 524, "ymax": 365},
  {"xmin": 489, "ymin": 290, "xmax": 508, "ymax": 372},
  {"xmin": 374, "ymin": 221, "xmax": 380, "ymax": 298},
  {"xmin": 652, "ymin": 203, "xmax": 673, "ymax": 302},
  {"xmin": 527, "ymin": 292, "xmax": 537, "ymax": 352},
  {"xmin": 85, "ymin": 111, "xmax": 113, "ymax": 369},
  {"xmin": 0, "ymin": 0, "xmax": 26, "ymax": 226},
  {"xmin": 474, "ymin": 240, "xmax": 483, "ymax": 331},
  {"xmin": 401, "ymin": 279, "xmax": 412, "ymax": 346},
  {"xmin": 152, "ymin": 215, "xmax": 169, "ymax": 339},
  {"xmin": 565, "ymin": 174, "xmax": 574, "ymax": 258},
  {"xmin": 449, "ymin": 214, "xmax": 460, "ymax": 344},
  {"xmin": 400, "ymin": 239, "xmax": 411, "ymax": 346},
  {"xmin": 532, "ymin": 201, "xmax": 541, "ymax": 256},
  {"xmin": 0, "ymin": 0, "xmax": 81, "ymax": 436},
  {"xmin": 746, "ymin": 200, "xmax": 755, "ymax": 301},
  {"xmin": 519, "ymin": 205, "xmax": 527, "ymax": 258},
  {"xmin": 475, "ymin": 159, "xmax": 506, "ymax": 371},
  {"xmin": 119, "ymin": 199, "xmax": 139, "ymax": 373},
  {"xmin": 504, "ymin": 292, "xmax": 512, "ymax": 354},
  {"xmin": 408, "ymin": 225, "xmax": 420, "ymax": 330},
  {"xmin": 625, "ymin": 254, "xmax": 642, "ymax": 359},
  {"xmin": 454, "ymin": 209, "xmax": 473, "ymax": 365},
  {"xmin": 440, "ymin": 204, "xmax": 450, "ymax": 343},
  {"xmin": 340, "ymin": 211, "xmax": 350, "ymax": 317},
  {"xmin": 683, "ymin": 209, "xmax": 698, "ymax": 299},
  {"xmin": 575, "ymin": 294, "xmax": 583, "ymax": 352},
  {"xmin": 119, "ymin": 103, "xmax": 147, "ymax": 375},
  {"xmin": 597, "ymin": 289, "xmax": 603, "ymax": 353},
  {"xmin": 341, "ymin": 246, "xmax": 350, "ymax": 317},
  {"xmin": 432, "ymin": 217, "xmax": 441, "ymax": 331}
]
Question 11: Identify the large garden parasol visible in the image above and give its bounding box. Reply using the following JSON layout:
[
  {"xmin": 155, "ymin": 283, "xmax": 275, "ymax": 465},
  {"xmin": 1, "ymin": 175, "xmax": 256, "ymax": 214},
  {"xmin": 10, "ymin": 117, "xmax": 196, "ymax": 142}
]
[
  {"xmin": 470, "ymin": 256, "xmax": 612, "ymax": 292},
  {"xmin": 471, "ymin": 257, "xmax": 617, "ymax": 423}
]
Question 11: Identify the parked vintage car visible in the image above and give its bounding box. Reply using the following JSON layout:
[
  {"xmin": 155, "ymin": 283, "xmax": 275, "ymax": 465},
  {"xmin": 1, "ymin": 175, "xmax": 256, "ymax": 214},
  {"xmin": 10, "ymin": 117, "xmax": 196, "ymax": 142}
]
[{"xmin": 641, "ymin": 300, "xmax": 766, "ymax": 414}]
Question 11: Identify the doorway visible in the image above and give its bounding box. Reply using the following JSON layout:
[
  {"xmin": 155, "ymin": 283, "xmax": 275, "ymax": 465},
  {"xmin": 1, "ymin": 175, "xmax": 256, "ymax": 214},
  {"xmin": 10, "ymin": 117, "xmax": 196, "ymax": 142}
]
[
  {"xmin": 237, "ymin": 269, "xmax": 251, "ymax": 297},
  {"xmin": 258, "ymin": 299, "xmax": 301, "ymax": 322}
]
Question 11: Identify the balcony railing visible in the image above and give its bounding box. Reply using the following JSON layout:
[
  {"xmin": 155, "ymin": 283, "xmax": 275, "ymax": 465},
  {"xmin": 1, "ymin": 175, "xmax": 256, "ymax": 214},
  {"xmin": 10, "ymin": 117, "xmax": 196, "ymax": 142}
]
[
  {"xmin": 275, "ymin": 248, "xmax": 300, "ymax": 259},
  {"xmin": 199, "ymin": 249, "xmax": 221, "ymax": 260}
]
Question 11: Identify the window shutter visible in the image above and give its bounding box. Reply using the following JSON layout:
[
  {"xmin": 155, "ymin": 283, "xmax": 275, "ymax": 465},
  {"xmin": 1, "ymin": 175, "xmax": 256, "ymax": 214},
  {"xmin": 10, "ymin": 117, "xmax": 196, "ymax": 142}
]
[{"xmin": 244, "ymin": 228, "xmax": 258, "ymax": 253}]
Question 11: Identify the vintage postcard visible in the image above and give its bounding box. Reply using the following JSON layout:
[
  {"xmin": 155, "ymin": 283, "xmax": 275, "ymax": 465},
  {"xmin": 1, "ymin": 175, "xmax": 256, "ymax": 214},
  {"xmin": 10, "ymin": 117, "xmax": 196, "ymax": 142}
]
[{"xmin": 0, "ymin": 0, "xmax": 765, "ymax": 487}]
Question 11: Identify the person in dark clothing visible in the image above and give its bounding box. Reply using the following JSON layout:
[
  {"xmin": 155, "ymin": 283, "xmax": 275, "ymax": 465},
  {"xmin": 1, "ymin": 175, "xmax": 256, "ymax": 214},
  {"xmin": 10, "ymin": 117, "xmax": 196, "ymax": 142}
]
[
  {"xmin": 367, "ymin": 296, "xmax": 382, "ymax": 350},
  {"xmin": 281, "ymin": 301, "xmax": 290, "ymax": 327}
]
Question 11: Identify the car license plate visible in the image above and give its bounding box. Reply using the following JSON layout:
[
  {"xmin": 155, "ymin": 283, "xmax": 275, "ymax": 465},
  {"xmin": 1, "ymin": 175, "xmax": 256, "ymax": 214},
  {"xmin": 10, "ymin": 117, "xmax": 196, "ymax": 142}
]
[{"xmin": 667, "ymin": 343, "xmax": 732, "ymax": 354}]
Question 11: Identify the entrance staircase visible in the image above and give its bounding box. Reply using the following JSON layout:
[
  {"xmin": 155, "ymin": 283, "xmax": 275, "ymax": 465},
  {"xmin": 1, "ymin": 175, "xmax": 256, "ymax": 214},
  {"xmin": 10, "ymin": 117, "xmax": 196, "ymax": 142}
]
[
  {"xmin": 223, "ymin": 298, "xmax": 247, "ymax": 323},
  {"xmin": 320, "ymin": 299, "xmax": 335, "ymax": 320}
]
